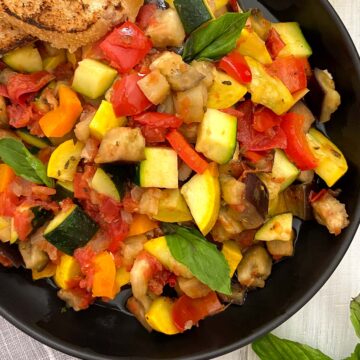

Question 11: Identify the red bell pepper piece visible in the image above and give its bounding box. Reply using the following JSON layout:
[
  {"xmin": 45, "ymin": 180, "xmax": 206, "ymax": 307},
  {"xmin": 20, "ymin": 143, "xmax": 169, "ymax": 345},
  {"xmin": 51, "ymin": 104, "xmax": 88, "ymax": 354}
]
[
  {"xmin": 252, "ymin": 107, "xmax": 282, "ymax": 132},
  {"xmin": 243, "ymin": 150, "xmax": 266, "ymax": 163},
  {"xmin": 266, "ymin": 56, "xmax": 307, "ymax": 93},
  {"xmin": 166, "ymin": 129, "xmax": 208, "ymax": 174},
  {"xmin": 281, "ymin": 112, "xmax": 318, "ymax": 170},
  {"xmin": 136, "ymin": 4, "xmax": 157, "ymax": 30},
  {"xmin": 219, "ymin": 51, "xmax": 252, "ymax": 84},
  {"xmin": 111, "ymin": 73, "xmax": 152, "ymax": 117},
  {"xmin": 172, "ymin": 292, "xmax": 223, "ymax": 332},
  {"xmin": 133, "ymin": 112, "xmax": 182, "ymax": 128},
  {"xmin": 266, "ymin": 28, "xmax": 285, "ymax": 59},
  {"xmin": 100, "ymin": 21, "xmax": 152, "ymax": 73}
]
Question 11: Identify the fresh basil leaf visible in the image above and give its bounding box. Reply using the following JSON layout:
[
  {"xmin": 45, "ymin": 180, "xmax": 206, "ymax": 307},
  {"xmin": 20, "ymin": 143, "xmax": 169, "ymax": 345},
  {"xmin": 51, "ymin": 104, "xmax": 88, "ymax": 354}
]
[
  {"xmin": 162, "ymin": 223, "xmax": 231, "ymax": 295},
  {"xmin": 344, "ymin": 344, "xmax": 360, "ymax": 360},
  {"xmin": 252, "ymin": 333, "xmax": 333, "ymax": 360},
  {"xmin": 0, "ymin": 138, "xmax": 54, "ymax": 187},
  {"xmin": 183, "ymin": 12, "xmax": 250, "ymax": 62},
  {"xmin": 351, "ymin": 295, "xmax": 360, "ymax": 339}
]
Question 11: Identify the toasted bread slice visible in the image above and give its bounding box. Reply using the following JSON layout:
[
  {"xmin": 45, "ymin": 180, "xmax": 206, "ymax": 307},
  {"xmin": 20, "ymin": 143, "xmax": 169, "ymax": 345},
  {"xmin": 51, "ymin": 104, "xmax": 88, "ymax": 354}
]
[
  {"xmin": 0, "ymin": 0, "xmax": 144, "ymax": 53},
  {"xmin": 0, "ymin": 21, "xmax": 34, "ymax": 55}
]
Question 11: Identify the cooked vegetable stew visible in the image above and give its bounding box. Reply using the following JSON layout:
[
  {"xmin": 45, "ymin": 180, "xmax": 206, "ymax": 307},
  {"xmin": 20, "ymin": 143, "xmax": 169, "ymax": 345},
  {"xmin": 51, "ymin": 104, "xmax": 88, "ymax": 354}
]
[{"xmin": 0, "ymin": 0, "xmax": 349, "ymax": 335}]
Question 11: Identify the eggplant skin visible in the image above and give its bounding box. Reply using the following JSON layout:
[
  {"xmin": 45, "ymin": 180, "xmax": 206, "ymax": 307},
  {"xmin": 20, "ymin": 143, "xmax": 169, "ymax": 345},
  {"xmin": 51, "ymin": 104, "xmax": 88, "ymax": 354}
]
[{"xmin": 245, "ymin": 174, "xmax": 269, "ymax": 220}]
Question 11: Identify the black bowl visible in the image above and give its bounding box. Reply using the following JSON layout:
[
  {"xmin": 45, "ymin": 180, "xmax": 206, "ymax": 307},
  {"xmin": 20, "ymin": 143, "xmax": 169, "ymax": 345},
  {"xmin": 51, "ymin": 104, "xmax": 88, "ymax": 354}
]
[{"xmin": 1, "ymin": 1, "xmax": 360, "ymax": 359}]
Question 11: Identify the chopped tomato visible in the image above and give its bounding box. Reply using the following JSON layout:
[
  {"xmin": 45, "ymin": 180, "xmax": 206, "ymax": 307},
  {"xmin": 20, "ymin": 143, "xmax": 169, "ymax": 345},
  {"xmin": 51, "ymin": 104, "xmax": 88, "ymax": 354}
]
[
  {"xmin": 266, "ymin": 28, "xmax": 285, "ymax": 59},
  {"xmin": 13, "ymin": 209, "xmax": 34, "ymax": 241},
  {"xmin": 138, "ymin": 126, "xmax": 167, "ymax": 143},
  {"xmin": 74, "ymin": 246, "xmax": 96, "ymax": 291},
  {"xmin": 266, "ymin": 56, "xmax": 307, "ymax": 93},
  {"xmin": 0, "ymin": 84, "xmax": 8, "ymax": 97},
  {"xmin": 0, "ymin": 188, "xmax": 19, "ymax": 217},
  {"xmin": 100, "ymin": 22, "xmax": 152, "ymax": 73},
  {"xmin": 243, "ymin": 150, "xmax": 266, "ymax": 163},
  {"xmin": 107, "ymin": 220, "xmax": 129, "ymax": 253},
  {"xmin": 166, "ymin": 129, "xmax": 208, "ymax": 174},
  {"xmin": 253, "ymin": 107, "xmax": 282, "ymax": 132},
  {"xmin": 7, "ymin": 104, "xmax": 33, "ymax": 128},
  {"xmin": 53, "ymin": 62, "xmax": 75, "ymax": 81},
  {"xmin": 136, "ymin": 4, "xmax": 157, "ymax": 30},
  {"xmin": 111, "ymin": 73, "xmax": 152, "ymax": 117},
  {"xmin": 133, "ymin": 112, "xmax": 182, "ymax": 128},
  {"xmin": 309, "ymin": 189, "xmax": 328, "ymax": 203},
  {"xmin": 6, "ymin": 71, "xmax": 55, "ymax": 105},
  {"xmin": 237, "ymin": 100, "xmax": 287, "ymax": 151},
  {"xmin": 219, "ymin": 52, "xmax": 252, "ymax": 84},
  {"xmin": 148, "ymin": 270, "xmax": 176, "ymax": 295},
  {"xmin": 0, "ymin": 254, "xmax": 13, "ymax": 267},
  {"xmin": 281, "ymin": 112, "xmax": 318, "ymax": 170},
  {"xmin": 172, "ymin": 292, "xmax": 223, "ymax": 332}
]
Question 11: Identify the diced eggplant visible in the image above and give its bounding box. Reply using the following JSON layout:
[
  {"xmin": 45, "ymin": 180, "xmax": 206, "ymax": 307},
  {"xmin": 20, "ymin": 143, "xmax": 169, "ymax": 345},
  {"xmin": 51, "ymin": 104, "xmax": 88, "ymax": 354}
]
[
  {"xmin": 244, "ymin": 174, "xmax": 269, "ymax": 220},
  {"xmin": 290, "ymin": 101, "xmax": 315, "ymax": 133},
  {"xmin": 0, "ymin": 96, "xmax": 8, "ymax": 129},
  {"xmin": 18, "ymin": 241, "xmax": 49, "ymax": 272},
  {"xmin": 0, "ymin": 242, "xmax": 24, "ymax": 268},
  {"xmin": 237, "ymin": 245, "xmax": 272, "ymax": 288},
  {"xmin": 157, "ymin": 94, "xmax": 175, "ymax": 114},
  {"xmin": 218, "ymin": 282, "xmax": 247, "ymax": 306},
  {"xmin": 146, "ymin": 8, "xmax": 186, "ymax": 48},
  {"xmin": 220, "ymin": 175, "xmax": 245, "ymax": 205},
  {"xmin": 177, "ymin": 277, "xmax": 211, "ymax": 299},
  {"xmin": 218, "ymin": 207, "xmax": 244, "ymax": 235},
  {"xmin": 127, "ymin": 296, "xmax": 153, "ymax": 332},
  {"xmin": 307, "ymin": 68, "xmax": 341, "ymax": 123},
  {"xmin": 178, "ymin": 123, "xmax": 199, "ymax": 144},
  {"xmin": 57, "ymin": 289, "xmax": 90, "ymax": 311},
  {"xmin": 145, "ymin": 0, "xmax": 168, "ymax": 9},
  {"xmin": 249, "ymin": 9, "xmax": 271, "ymax": 40},
  {"xmin": 266, "ymin": 232, "xmax": 295, "ymax": 258},
  {"xmin": 138, "ymin": 70, "xmax": 170, "ymax": 105},
  {"xmin": 95, "ymin": 127, "xmax": 146, "ymax": 163},
  {"xmin": 312, "ymin": 191, "xmax": 349, "ymax": 235},
  {"xmin": 283, "ymin": 183, "xmax": 313, "ymax": 220},
  {"xmin": 297, "ymin": 170, "xmax": 315, "ymax": 184},
  {"xmin": 191, "ymin": 60, "xmax": 215, "ymax": 88},
  {"xmin": 211, "ymin": 221, "xmax": 234, "ymax": 243}
]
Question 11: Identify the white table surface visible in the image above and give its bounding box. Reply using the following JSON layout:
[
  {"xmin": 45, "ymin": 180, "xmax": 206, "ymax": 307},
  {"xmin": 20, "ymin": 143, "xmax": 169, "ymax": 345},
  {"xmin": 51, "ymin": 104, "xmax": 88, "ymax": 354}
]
[{"xmin": 1, "ymin": 1, "xmax": 360, "ymax": 359}]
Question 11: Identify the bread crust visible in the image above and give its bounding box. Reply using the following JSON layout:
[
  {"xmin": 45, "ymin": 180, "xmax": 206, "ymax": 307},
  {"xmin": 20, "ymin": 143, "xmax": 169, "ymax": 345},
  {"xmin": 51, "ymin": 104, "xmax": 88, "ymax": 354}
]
[
  {"xmin": 0, "ymin": 0, "xmax": 144, "ymax": 52},
  {"xmin": 0, "ymin": 21, "xmax": 34, "ymax": 55}
]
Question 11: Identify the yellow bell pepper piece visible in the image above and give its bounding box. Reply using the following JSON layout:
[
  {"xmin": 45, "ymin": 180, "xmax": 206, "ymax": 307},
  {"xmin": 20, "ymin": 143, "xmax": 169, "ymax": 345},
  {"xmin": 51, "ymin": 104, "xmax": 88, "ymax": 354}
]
[
  {"xmin": 236, "ymin": 29, "xmax": 272, "ymax": 65},
  {"xmin": 54, "ymin": 254, "xmax": 81, "ymax": 290},
  {"xmin": 0, "ymin": 164, "xmax": 16, "ymax": 193},
  {"xmin": 0, "ymin": 216, "xmax": 11, "ymax": 243},
  {"xmin": 144, "ymin": 236, "xmax": 192, "ymax": 278},
  {"xmin": 127, "ymin": 214, "xmax": 158, "ymax": 237},
  {"xmin": 92, "ymin": 251, "xmax": 116, "ymax": 299},
  {"xmin": 113, "ymin": 267, "xmax": 131, "ymax": 295},
  {"xmin": 145, "ymin": 297, "xmax": 180, "ymax": 335},
  {"xmin": 207, "ymin": 70, "xmax": 247, "ymax": 109},
  {"xmin": 39, "ymin": 85, "xmax": 83, "ymax": 137},
  {"xmin": 89, "ymin": 100, "xmax": 127, "ymax": 140},
  {"xmin": 43, "ymin": 50, "xmax": 66, "ymax": 71},
  {"xmin": 32, "ymin": 262, "xmax": 57, "ymax": 280},
  {"xmin": 306, "ymin": 128, "xmax": 348, "ymax": 187},
  {"xmin": 47, "ymin": 139, "xmax": 84, "ymax": 182},
  {"xmin": 214, "ymin": 0, "xmax": 228, "ymax": 10},
  {"xmin": 245, "ymin": 56, "xmax": 295, "ymax": 115},
  {"xmin": 221, "ymin": 240, "xmax": 243, "ymax": 277},
  {"xmin": 10, "ymin": 218, "xmax": 18, "ymax": 244}
]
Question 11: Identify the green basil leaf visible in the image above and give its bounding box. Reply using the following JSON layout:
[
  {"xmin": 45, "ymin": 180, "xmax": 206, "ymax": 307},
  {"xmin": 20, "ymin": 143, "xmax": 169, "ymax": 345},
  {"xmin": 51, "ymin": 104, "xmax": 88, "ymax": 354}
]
[
  {"xmin": 0, "ymin": 138, "xmax": 54, "ymax": 188},
  {"xmin": 163, "ymin": 223, "xmax": 231, "ymax": 295},
  {"xmin": 252, "ymin": 333, "xmax": 333, "ymax": 360},
  {"xmin": 183, "ymin": 12, "xmax": 250, "ymax": 62},
  {"xmin": 351, "ymin": 295, "xmax": 360, "ymax": 339},
  {"xmin": 344, "ymin": 344, "xmax": 360, "ymax": 360}
]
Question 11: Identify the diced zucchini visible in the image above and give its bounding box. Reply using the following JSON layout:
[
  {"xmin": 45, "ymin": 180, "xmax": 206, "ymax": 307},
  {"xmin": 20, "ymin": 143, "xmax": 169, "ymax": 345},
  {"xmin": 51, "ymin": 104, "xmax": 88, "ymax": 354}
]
[
  {"xmin": 272, "ymin": 22, "xmax": 312, "ymax": 58},
  {"xmin": 55, "ymin": 181, "xmax": 74, "ymax": 201},
  {"xmin": 137, "ymin": 70, "xmax": 170, "ymax": 105},
  {"xmin": 236, "ymin": 29, "xmax": 272, "ymax": 65},
  {"xmin": 89, "ymin": 100, "xmax": 126, "ymax": 140},
  {"xmin": 54, "ymin": 254, "xmax": 81, "ymax": 290},
  {"xmin": 18, "ymin": 241, "xmax": 48, "ymax": 271},
  {"xmin": 153, "ymin": 189, "xmax": 193, "ymax": 222},
  {"xmin": 145, "ymin": 297, "xmax": 180, "ymax": 335},
  {"xmin": 220, "ymin": 175, "xmax": 245, "ymax": 205},
  {"xmin": 144, "ymin": 236, "xmax": 192, "ymax": 278},
  {"xmin": 146, "ymin": 8, "xmax": 185, "ymax": 48},
  {"xmin": 174, "ymin": 0, "xmax": 214, "ymax": 34},
  {"xmin": 95, "ymin": 127, "xmax": 145, "ymax": 163},
  {"xmin": 181, "ymin": 167, "xmax": 220, "ymax": 235},
  {"xmin": 44, "ymin": 205, "xmax": 99, "ymax": 255},
  {"xmin": 102, "ymin": 164, "xmax": 136, "ymax": 198},
  {"xmin": 245, "ymin": 56, "xmax": 295, "ymax": 115},
  {"xmin": 221, "ymin": 240, "xmax": 242, "ymax": 277},
  {"xmin": 255, "ymin": 213, "xmax": 293, "ymax": 242},
  {"xmin": 43, "ymin": 50, "xmax": 66, "ymax": 71},
  {"xmin": 207, "ymin": 70, "xmax": 247, "ymax": 109},
  {"xmin": 306, "ymin": 128, "xmax": 348, "ymax": 187},
  {"xmin": 15, "ymin": 129, "xmax": 50, "ymax": 149},
  {"xmin": 139, "ymin": 147, "xmax": 178, "ymax": 189},
  {"xmin": 47, "ymin": 140, "xmax": 84, "ymax": 182},
  {"xmin": 31, "ymin": 206, "xmax": 53, "ymax": 230},
  {"xmin": 72, "ymin": 59, "xmax": 117, "ymax": 99},
  {"xmin": 3, "ymin": 45, "xmax": 43, "ymax": 73},
  {"xmin": 90, "ymin": 168, "xmax": 120, "ymax": 201},
  {"xmin": 258, "ymin": 149, "xmax": 300, "ymax": 200},
  {"xmin": 196, "ymin": 108, "xmax": 237, "ymax": 164},
  {"xmin": 266, "ymin": 233, "xmax": 294, "ymax": 258}
]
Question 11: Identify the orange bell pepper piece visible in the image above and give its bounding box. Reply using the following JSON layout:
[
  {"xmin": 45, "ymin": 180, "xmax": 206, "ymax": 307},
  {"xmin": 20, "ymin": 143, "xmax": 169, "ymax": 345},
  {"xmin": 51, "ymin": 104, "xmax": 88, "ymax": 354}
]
[
  {"xmin": 127, "ymin": 214, "xmax": 158, "ymax": 237},
  {"xmin": 0, "ymin": 164, "xmax": 15, "ymax": 192},
  {"xmin": 92, "ymin": 251, "xmax": 116, "ymax": 299},
  {"xmin": 39, "ymin": 85, "xmax": 83, "ymax": 137}
]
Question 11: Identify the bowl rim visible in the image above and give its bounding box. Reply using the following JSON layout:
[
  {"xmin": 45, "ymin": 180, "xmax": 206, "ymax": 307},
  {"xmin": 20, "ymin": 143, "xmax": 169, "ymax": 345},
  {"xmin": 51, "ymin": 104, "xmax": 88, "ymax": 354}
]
[{"xmin": 1, "ymin": 1, "xmax": 360, "ymax": 359}]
